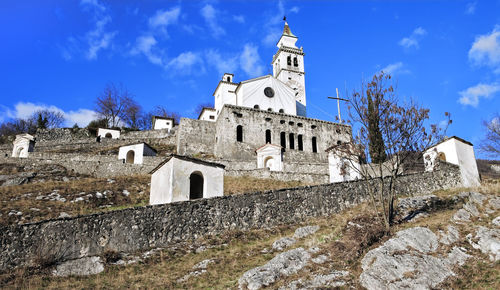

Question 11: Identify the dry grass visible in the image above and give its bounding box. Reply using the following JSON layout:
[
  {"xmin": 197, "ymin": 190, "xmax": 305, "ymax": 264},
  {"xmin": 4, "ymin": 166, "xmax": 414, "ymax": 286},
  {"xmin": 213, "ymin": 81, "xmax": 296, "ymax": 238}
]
[
  {"xmin": 224, "ymin": 176, "xmax": 309, "ymax": 195},
  {"xmin": 0, "ymin": 175, "xmax": 151, "ymax": 226},
  {"xmin": 1, "ymin": 175, "xmax": 311, "ymax": 226},
  {"xmin": 0, "ymin": 201, "xmax": 378, "ymax": 289},
  {"xmin": 1, "ymin": 173, "xmax": 498, "ymax": 289}
]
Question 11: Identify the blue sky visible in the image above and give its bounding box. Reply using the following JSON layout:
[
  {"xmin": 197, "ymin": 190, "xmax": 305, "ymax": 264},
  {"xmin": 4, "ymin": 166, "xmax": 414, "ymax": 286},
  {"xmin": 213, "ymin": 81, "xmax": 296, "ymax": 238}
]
[{"xmin": 0, "ymin": 0, "xmax": 499, "ymax": 158}]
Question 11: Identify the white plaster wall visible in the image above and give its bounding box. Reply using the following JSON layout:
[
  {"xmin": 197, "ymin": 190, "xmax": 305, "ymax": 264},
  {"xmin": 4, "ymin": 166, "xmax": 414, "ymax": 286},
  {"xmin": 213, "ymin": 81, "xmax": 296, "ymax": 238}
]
[
  {"xmin": 257, "ymin": 145, "xmax": 283, "ymax": 171},
  {"xmin": 328, "ymin": 153, "xmax": 361, "ymax": 183},
  {"xmin": 149, "ymin": 157, "xmax": 224, "ymax": 205},
  {"xmin": 236, "ymin": 76, "xmax": 296, "ymax": 115},
  {"xmin": 199, "ymin": 110, "xmax": 216, "ymax": 122},
  {"xmin": 150, "ymin": 160, "xmax": 173, "ymax": 205},
  {"xmin": 423, "ymin": 138, "xmax": 480, "ymax": 187},
  {"xmin": 153, "ymin": 119, "xmax": 173, "ymax": 130},
  {"xmin": 118, "ymin": 144, "xmax": 144, "ymax": 164},
  {"xmin": 97, "ymin": 128, "xmax": 120, "ymax": 139},
  {"xmin": 214, "ymin": 83, "xmax": 237, "ymax": 115},
  {"xmin": 12, "ymin": 135, "xmax": 34, "ymax": 158}
]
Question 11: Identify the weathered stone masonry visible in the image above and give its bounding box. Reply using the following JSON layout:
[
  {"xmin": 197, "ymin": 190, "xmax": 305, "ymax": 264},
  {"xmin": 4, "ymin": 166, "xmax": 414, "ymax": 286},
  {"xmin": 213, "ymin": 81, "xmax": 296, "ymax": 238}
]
[{"xmin": 0, "ymin": 165, "xmax": 461, "ymax": 271}]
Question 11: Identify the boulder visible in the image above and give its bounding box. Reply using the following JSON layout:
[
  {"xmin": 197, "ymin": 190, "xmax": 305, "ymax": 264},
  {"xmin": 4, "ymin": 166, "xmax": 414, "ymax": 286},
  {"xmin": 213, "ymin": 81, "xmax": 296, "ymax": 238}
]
[
  {"xmin": 238, "ymin": 247, "xmax": 311, "ymax": 290},
  {"xmin": 52, "ymin": 256, "xmax": 104, "ymax": 277},
  {"xmin": 293, "ymin": 225, "xmax": 320, "ymax": 239}
]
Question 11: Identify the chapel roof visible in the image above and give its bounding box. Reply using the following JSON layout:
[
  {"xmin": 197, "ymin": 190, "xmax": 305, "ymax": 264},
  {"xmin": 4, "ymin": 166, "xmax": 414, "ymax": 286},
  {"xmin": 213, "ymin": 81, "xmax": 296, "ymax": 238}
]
[{"xmin": 149, "ymin": 154, "xmax": 225, "ymax": 174}]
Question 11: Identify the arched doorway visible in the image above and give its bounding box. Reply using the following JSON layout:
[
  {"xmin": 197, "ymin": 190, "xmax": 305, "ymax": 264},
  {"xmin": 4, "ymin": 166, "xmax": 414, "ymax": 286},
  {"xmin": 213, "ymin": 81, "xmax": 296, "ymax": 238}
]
[
  {"xmin": 264, "ymin": 156, "xmax": 274, "ymax": 170},
  {"xmin": 105, "ymin": 133, "xmax": 112, "ymax": 138},
  {"xmin": 16, "ymin": 147, "xmax": 24, "ymax": 157},
  {"xmin": 437, "ymin": 152, "xmax": 446, "ymax": 162},
  {"xmin": 126, "ymin": 150, "xmax": 135, "ymax": 164},
  {"xmin": 189, "ymin": 171, "xmax": 204, "ymax": 200}
]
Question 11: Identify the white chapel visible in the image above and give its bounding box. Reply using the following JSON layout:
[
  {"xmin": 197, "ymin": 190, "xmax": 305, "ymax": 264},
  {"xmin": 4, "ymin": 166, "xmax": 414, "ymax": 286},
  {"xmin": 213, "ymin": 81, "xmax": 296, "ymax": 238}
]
[{"xmin": 212, "ymin": 21, "xmax": 307, "ymax": 118}]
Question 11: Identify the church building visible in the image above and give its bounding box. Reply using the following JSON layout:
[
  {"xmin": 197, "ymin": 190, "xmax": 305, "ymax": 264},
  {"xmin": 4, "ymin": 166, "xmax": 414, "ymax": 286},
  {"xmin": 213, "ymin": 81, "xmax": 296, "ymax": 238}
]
[{"xmin": 176, "ymin": 21, "xmax": 352, "ymax": 182}]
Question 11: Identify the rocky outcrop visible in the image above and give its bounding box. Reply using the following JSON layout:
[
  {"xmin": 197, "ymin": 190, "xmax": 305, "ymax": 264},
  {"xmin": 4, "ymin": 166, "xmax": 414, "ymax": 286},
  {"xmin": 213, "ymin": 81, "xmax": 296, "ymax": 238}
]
[
  {"xmin": 52, "ymin": 256, "xmax": 104, "ymax": 277},
  {"xmin": 238, "ymin": 248, "xmax": 311, "ymax": 290},
  {"xmin": 360, "ymin": 227, "xmax": 469, "ymax": 289}
]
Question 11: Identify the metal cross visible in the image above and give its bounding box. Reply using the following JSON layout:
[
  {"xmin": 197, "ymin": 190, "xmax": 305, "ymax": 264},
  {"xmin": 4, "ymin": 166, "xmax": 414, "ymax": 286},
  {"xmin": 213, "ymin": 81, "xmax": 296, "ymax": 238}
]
[{"xmin": 327, "ymin": 88, "xmax": 349, "ymax": 123}]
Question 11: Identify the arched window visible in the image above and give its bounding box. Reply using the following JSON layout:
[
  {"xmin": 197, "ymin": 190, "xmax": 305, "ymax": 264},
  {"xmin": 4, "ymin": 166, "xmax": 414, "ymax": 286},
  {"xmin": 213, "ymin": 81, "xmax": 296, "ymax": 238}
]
[
  {"xmin": 312, "ymin": 137, "xmax": 317, "ymax": 153},
  {"xmin": 287, "ymin": 55, "xmax": 291, "ymax": 65},
  {"xmin": 280, "ymin": 132, "xmax": 286, "ymax": 150},
  {"xmin": 189, "ymin": 172, "xmax": 204, "ymax": 200},
  {"xmin": 236, "ymin": 125, "xmax": 243, "ymax": 142},
  {"xmin": 126, "ymin": 150, "xmax": 135, "ymax": 164},
  {"xmin": 267, "ymin": 108, "xmax": 273, "ymax": 112},
  {"xmin": 298, "ymin": 135, "xmax": 303, "ymax": 151},
  {"xmin": 264, "ymin": 156, "xmax": 274, "ymax": 170},
  {"xmin": 266, "ymin": 129, "xmax": 271, "ymax": 144},
  {"xmin": 105, "ymin": 133, "xmax": 112, "ymax": 138},
  {"xmin": 289, "ymin": 133, "xmax": 295, "ymax": 149},
  {"xmin": 227, "ymin": 76, "xmax": 231, "ymax": 82},
  {"xmin": 279, "ymin": 109, "xmax": 284, "ymax": 113},
  {"xmin": 438, "ymin": 152, "xmax": 446, "ymax": 162},
  {"xmin": 293, "ymin": 57, "xmax": 298, "ymax": 67},
  {"xmin": 254, "ymin": 105, "xmax": 260, "ymax": 109}
]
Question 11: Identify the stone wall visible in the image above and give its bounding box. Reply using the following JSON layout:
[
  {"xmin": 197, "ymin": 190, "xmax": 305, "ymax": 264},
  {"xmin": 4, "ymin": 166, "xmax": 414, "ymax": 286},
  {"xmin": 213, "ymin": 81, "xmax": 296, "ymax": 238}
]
[
  {"xmin": 225, "ymin": 169, "xmax": 329, "ymax": 184},
  {"xmin": 0, "ymin": 165, "xmax": 461, "ymax": 271},
  {"xmin": 176, "ymin": 118, "xmax": 216, "ymax": 156},
  {"xmin": 36, "ymin": 128, "xmax": 92, "ymax": 142},
  {"xmin": 214, "ymin": 105, "xmax": 351, "ymax": 162},
  {"xmin": 0, "ymin": 154, "xmax": 164, "ymax": 178}
]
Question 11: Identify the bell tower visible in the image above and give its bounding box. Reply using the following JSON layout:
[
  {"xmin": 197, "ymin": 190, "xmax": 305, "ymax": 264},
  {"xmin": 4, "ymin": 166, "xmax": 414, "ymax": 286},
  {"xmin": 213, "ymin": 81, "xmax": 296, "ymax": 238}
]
[{"xmin": 272, "ymin": 20, "xmax": 306, "ymax": 116}]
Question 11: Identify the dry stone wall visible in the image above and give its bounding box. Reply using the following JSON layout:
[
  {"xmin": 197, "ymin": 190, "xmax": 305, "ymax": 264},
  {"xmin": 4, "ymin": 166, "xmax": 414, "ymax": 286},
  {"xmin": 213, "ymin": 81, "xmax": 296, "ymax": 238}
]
[{"xmin": 0, "ymin": 165, "xmax": 461, "ymax": 271}]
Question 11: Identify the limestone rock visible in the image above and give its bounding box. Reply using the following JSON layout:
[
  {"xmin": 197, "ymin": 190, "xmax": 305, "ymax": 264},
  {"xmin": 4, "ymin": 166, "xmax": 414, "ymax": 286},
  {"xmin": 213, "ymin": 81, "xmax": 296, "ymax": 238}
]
[
  {"xmin": 439, "ymin": 225, "xmax": 460, "ymax": 245},
  {"xmin": 52, "ymin": 256, "xmax": 104, "ymax": 277},
  {"xmin": 238, "ymin": 247, "xmax": 311, "ymax": 290},
  {"xmin": 452, "ymin": 209, "xmax": 471, "ymax": 223},
  {"xmin": 360, "ymin": 227, "xmax": 466, "ymax": 290},
  {"xmin": 488, "ymin": 197, "xmax": 500, "ymax": 211},
  {"xmin": 194, "ymin": 259, "xmax": 215, "ymax": 270},
  {"xmin": 444, "ymin": 247, "xmax": 470, "ymax": 266},
  {"xmin": 463, "ymin": 202, "xmax": 480, "ymax": 217},
  {"xmin": 280, "ymin": 270, "xmax": 349, "ymax": 290},
  {"xmin": 397, "ymin": 195, "xmax": 439, "ymax": 221},
  {"xmin": 293, "ymin": 225, "xmax": 320, "ymax": 239},
  {"xmin": 492, "ymin": 216, "xmax": 500, "ymax": 227},
  {"xmin": 468, "ymin": 226, "xmax": 500, "ymax": 261},
  {"xmin": 311, "ymin": 254, "xmax": 328, "ymax": 264},
  {"xmin": 468, "ymin": 192, "xmax": 486, "ymax": 206},
  {"xmin": 272, "ymin": 237, "xmax": 296, "ymax": 251}
]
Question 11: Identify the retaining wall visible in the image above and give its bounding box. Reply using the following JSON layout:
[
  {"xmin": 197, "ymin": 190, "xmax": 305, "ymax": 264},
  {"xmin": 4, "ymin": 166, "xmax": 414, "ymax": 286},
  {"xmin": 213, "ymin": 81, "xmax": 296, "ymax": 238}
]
[{"xmin": 0, "ymin": 165, "xmax": 461, "ymax": 271}]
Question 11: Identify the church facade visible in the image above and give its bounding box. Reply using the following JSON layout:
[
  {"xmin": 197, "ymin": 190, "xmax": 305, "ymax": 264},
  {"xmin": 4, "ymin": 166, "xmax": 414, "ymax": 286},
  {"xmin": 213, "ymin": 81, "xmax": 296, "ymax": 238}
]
[{"xmin": 176, "ymin": 21, "xmax": 351, "ymax": 176}]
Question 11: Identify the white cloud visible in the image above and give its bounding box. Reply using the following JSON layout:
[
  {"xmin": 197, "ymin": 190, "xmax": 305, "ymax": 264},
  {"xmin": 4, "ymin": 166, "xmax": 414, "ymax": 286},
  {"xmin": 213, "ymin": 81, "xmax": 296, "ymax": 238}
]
[
  {"xmin": 240, "ymin": 43, "xmax": 264, "ymax": 77},
  {"xmin": 233, "ymin": 15, "xmax": 245, "ymax": 24},
  {"xmin": 148, "ymin": 6, "xmax": 181, "ymax": 35},
  {"xmin": 206, "ymin": 49, "xmax": 238, "ymax": 74},
  {"xmin": 200, "ymin": 4, "xmax": 225, "ymax": 38},
  {"xmin": 380, "ymin": 62, "xmax": 410, "ymax": 75},
  {"xmin": 65, "ymin": 109, "xmax": 98, "ymax": 127},
  {"xmin": 62, "ymin": 0, "xmax": 117, "ymax": 60},
  {"xmin": 130, "ymin": 35, "xmax": 164, "ymax": 66},
  {"xmin": 458, "ymin": 83, "xmax": 500, "ymax": 107},
  {"xmin": 465, "ymin": 1, "xmax": 477, "ymax": 15},
  {"xmin": 469, "ymin": 25, "xmax": 500, "ymax": 73},
  {"xmin": 398, "ymin": 27, "xmax": 427, "ymax": 49},
  {"xmin": 262, "ymin": 0, "xmax": 300, "ymax": 47},
  {"xmin": 166, "ymin": 51, "xmax": 204, "ymax": 74},
  {"xmin": 4, "ymin": 102, "xmax": 97, "ymax": 127}
]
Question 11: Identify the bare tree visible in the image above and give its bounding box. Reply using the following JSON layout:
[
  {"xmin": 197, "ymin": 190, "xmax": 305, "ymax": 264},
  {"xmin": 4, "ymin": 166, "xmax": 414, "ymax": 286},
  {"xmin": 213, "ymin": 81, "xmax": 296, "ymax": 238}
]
[
  {"xmin": 150, "ymin": 105, "xmax": 181, "ymax": 124},
  {"xmin": 29, "ymin": 109, "xmax": 65, "ymax": 129},
  {"xmin": 95, "ymin": 83, "xmax": 134, "ymax": 128},
  {"xmin": 194, "ymin": 102, "xmax": 214, "ymax": 117},
  {"xmin": 121, "ymin": 98, "xmax": 142, "ymax": 129},
  {"xmin": 479, "ymin": 113, "xmax": 500, "ymax": 158},
  {"xmin": 340, "ymin": 72, "xmax": 450, "ymax": 230}
]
